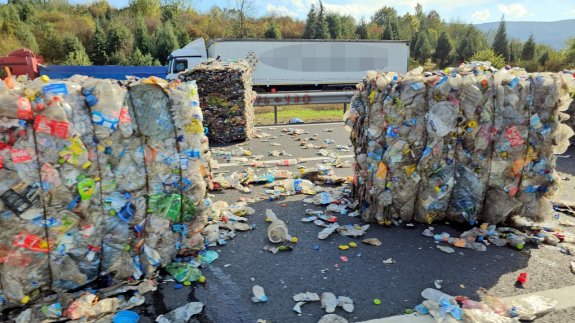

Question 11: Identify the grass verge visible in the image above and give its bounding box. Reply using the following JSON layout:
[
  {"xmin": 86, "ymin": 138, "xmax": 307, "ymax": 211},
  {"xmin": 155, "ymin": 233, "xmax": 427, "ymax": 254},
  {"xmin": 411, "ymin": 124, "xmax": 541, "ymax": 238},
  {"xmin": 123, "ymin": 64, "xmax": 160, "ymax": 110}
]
[{"xmin": 255, "ymin": 104, "xmax": 344, "ymax": 125}]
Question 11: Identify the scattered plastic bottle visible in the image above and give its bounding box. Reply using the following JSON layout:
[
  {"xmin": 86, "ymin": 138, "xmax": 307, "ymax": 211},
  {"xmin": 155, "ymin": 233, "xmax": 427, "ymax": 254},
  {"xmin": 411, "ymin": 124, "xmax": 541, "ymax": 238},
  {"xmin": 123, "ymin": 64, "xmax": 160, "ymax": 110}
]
[{"xmin": 506, "ymin": 233, "xmax": 526, "ymax": 250}]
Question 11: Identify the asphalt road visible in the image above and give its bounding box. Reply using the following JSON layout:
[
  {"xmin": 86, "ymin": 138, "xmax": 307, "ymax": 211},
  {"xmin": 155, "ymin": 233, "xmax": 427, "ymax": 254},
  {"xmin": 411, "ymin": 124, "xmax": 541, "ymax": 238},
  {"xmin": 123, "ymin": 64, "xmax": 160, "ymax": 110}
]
[{"xmin": 136, "ymin": 122, "xmax": 575, "ymax": 323}]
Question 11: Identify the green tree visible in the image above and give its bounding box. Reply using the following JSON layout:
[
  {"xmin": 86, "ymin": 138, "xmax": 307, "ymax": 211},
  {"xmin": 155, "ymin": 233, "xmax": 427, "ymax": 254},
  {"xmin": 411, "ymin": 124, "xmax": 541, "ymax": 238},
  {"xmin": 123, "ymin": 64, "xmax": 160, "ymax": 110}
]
[
  {"xmin": 62, "ymin": 34, "xmax": 84, "ymax": 54},
  {"xmin": 470, "ymin": 49, "xmax": 506, "ymax": 69},
  {"xmin": 355, "ymin": 18, "xmax": 368, "ymax": 39},
  {"xmin": 63, "ymin": 49, "xmax": 92, "ymax": 66},
  {"xmin": 264, "ymin": 22, "xmax": 281, "ymax": 39},
  {"xmin": 434, "ymin": 31, "xmax": 452, "ymax": 67},
  {"xmin": 155, "ymin": 21, "xmax": 179, "ymax": 64},
  {"xmin": 106, "ymin": 23, "xmax": 132, "ymax": 56},
  {"xmin": 89, "ymin": 26, "xmax": 108, "ymax": 65},
  {"xmin": 129, "ymin": 0, "xmax": 161, "ymax": 18},
  {"xmin": 371, "ymin": 6, "xmax": 397, "ymax": 26},
  {"xmin": 133, "ymin": 16, "xmax": 151, "ymax": 54},
  {"xmin": 14, "ymin": 23, "xmax": 38, "ymax": 52},
  {"xmin": 130, "ymin": 48, "xmax": 159, "ymax": 65},
  {"xmin": 509, "ymin": 39, "xmax": 522, "ymax": 63},
  {"xmin": 492, "ymin": 16, "xmax": 509, "ymax": 60},
  {"xmin": 538, "ymin": 51, "xmax": 549, "ymax": 66},
  {"xmin": 455, "ymin": 27, "xmax": 484, "ymax": 61},
  {"xmin": 381, "ymin": 19, "xmax": 398, "ymax": 40},
  {"xmin": 521, "ymin": 34, "xmax": 535, "ymax": 61},
  {"xmin": 338, "ymin": 15, "xmax": 356, "ymax": 38},
  {"xmin": 302, "ymin": 4, "xmax": 316, "ymax": 39},
  {"xmin": 415, "ymin": 31, "xmax": 431, "ymax": 62},
  {"xmin": 326, "ymin": 13, "xmax": 342, "ymax": 39},
  {"xmin": 314, "ymin": 0, "xmax": 330, "ymax": 39},
  {"xmin": 564, "ymin": 38, "xmax": 575, "ymax": 67}
]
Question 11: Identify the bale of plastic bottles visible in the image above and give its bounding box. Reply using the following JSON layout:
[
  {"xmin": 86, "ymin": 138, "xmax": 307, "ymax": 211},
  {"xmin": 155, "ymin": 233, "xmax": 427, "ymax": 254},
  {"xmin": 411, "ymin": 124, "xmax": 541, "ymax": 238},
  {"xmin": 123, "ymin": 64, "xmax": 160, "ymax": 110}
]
[
  {"xmin": 0, "ymin": 75, "xmax": 212, "ymax": 310},
  {"xmin": 347, "ymin": 64, "xmax": 574, "ymax": 226},
  {"xmin": 182, "ymin": 61, "xmax": 255, "ymax": 143}
]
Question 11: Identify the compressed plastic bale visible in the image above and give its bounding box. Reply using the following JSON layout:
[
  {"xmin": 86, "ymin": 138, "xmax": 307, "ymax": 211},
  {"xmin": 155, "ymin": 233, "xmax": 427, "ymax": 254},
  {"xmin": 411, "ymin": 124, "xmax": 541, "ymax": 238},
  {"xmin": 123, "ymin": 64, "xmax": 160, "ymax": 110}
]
[
  {"xmin": 515, "ymin": 74, "xmax": 561, "ymax": 220},
  {"xmin": 167, "ymin": 81, "xmax": 212, "ymax": 254},
  {"xmin": 0, "ymin": 123, "xmax": 51, "ymax": 306},
  {"xmin": 381, "ymin": 73, "xmax": 428, "ymax": 222},
  {"xmin": 125, "ymin": 83, "xmax": 180, "ymax": 277},
  {"xmin": 350, "ymin": 66, "xmax": 573, "ymax": 226},
  {"xmin": 447, "ymin": 73, "xmax": 495, "ymax": 224},
  {"xmin": 31, "ymin": 81, "xmax": 105, "ymax": 292},
  {"xmin": 183, "ymin": 61, "xmax": 255, "ymax": 143},
  {"xmin": 82, "ymin": 79, "xmax": 145, "ymax": 283},
  {"xmin": 482, "ymin": 69, "xmax": 531, "ymax": 224},
  {"xmin": 414, "ymin": 74, "xmax": 461, "ymax": 224},
  {"xmin": 348, "ymin": 72, "xmax": 393, "ymax": 223}
]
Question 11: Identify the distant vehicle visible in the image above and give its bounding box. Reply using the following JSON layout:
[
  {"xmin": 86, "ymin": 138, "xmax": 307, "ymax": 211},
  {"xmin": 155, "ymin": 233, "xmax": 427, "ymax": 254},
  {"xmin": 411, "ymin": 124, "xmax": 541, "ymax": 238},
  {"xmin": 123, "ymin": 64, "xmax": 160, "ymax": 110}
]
[
  {"xmin": 0, "ymin": 49, "xmax": 166, "ymax": 80},
  {"xmin": 167, "ymin": 38, "xmax": 410, "ymax": 91}
]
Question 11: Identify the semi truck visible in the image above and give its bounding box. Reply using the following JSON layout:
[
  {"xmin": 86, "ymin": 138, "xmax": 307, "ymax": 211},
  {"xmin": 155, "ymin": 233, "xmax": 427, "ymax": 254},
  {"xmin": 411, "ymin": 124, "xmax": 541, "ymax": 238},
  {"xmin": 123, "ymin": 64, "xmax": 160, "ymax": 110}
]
[
  {"xmin": 1, "ymin": 38, "xmax": 410, "ymax": 90},
  {"xmin": 167, "ymin": 38, "xmax": 410, "ymax": 91}
]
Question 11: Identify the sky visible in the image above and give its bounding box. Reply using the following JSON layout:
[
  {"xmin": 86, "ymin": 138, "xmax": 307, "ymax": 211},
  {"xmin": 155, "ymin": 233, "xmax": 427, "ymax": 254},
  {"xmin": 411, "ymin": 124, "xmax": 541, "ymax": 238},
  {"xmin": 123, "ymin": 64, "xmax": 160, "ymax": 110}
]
[{"xmin": 6, "ymin": 0, "xmax": 574, "ymax": 23}]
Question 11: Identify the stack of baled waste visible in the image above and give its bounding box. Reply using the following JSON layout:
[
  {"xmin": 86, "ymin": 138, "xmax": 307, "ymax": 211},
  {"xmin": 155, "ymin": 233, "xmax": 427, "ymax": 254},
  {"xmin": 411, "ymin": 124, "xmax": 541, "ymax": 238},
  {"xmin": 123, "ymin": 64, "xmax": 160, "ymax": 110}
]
[
  {"xmin": 0, "ymin": 75, "xmax": 212, "ymax": 315},
  {"xmin": 181, "ymin": 61, "xmax": 255, "ymax": 143},
  {"xmin": 347, "ymin": 64, "xmax": 574, "ymax": 225}
]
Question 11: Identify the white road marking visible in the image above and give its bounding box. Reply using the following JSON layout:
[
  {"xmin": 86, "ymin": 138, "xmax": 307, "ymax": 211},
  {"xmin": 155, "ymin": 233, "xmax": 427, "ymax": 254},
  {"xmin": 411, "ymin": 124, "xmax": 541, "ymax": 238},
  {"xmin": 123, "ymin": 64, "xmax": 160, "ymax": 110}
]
[
  {"xmin": 217, "ymin": 154, "xmax": 354, "ymax": 168},
  {"xmin": 358, "ymin": 284, "xmax": 575, "ymax": 323}
]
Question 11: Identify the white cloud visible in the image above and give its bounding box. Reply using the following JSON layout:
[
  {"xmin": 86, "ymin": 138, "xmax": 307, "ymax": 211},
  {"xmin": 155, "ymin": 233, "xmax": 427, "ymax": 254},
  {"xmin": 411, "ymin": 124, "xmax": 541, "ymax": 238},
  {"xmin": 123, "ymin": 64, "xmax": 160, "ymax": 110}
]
[
  {"xmin": 497, "ymin": 3, "xmax": 529, "ymax": 19},
  {"xmin": 471, "ymin": 9, "xmax": 490, "ymax": 22},
  {"xmin": 266, "ymin": 4, "xmax": 297, "ymax": 17}
]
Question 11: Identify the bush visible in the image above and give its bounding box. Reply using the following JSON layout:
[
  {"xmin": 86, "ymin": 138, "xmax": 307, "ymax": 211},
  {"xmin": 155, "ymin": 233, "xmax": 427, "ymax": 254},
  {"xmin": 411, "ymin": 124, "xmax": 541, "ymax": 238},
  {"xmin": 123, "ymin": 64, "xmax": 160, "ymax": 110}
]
[{"xmin": 469, "ymin": 49, "xmax": 506, "ymax": 69}]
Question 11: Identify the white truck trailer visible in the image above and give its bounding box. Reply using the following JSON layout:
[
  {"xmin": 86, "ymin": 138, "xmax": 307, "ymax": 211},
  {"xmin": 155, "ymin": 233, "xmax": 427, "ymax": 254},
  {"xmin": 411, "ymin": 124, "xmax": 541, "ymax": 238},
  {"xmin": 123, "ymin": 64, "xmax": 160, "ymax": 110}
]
[{"xmin": 166, "ymin": 38, "xmax": 409, "ymax": 91}]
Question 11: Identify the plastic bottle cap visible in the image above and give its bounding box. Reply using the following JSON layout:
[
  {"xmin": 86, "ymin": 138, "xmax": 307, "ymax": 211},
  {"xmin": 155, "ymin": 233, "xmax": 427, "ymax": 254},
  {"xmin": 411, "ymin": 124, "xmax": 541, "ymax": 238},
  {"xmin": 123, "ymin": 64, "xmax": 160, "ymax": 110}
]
[
  {"xmin": 113, "ymin": 310, "xmax": 140, "ymax": 323},
  {"xmin": 516, "ymin": 244, "xmax": 524, "ymax": 250},
  {"xmin": 21, "ymin": 295, "xmax": 30, "ymax": 304},
  {"xmin": 198, "ymin": 276, "xmax": 206, "ymax": 283},
  {"xmin": 40, "ymin": 75, "xmax": 49, "ymax": 82},
  {"xmin": 374, "ymin": 298, "xmax": 382, "ymax": 305}
]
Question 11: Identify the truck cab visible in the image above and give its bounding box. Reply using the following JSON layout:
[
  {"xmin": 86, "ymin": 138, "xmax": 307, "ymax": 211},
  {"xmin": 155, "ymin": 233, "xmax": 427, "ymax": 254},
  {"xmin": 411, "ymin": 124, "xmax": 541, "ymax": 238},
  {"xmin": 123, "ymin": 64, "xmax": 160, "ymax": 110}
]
[{"xmin": 166, "ymin": 38, "xmax": 207, "ymax": 80}]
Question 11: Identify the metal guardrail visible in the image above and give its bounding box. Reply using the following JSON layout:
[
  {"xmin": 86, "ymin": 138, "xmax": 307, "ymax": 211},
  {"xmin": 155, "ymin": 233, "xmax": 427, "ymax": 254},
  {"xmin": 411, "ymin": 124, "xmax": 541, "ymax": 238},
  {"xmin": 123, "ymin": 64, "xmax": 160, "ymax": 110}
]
[{"xmin": 254, "ymin": 90, "xmax": 355, "ymax": 124}]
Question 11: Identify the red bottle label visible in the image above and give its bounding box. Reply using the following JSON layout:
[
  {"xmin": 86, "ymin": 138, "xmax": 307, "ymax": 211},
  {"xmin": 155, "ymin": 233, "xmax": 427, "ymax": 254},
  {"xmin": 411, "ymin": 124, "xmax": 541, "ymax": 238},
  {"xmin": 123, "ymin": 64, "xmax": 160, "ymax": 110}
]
[
  {"xmin": 17, "ymin": 97, "xmax": 33, "ymax": 120},
  {"xmin": 11, "ymin": 148, "xmax": 32, "ymax": 163}
]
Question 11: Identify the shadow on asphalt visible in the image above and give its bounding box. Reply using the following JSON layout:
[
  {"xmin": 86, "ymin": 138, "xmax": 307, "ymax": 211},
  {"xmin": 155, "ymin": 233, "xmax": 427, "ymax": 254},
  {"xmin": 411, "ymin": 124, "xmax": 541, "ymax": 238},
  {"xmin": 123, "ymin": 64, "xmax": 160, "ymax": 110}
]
[
  {"xmin": 135, "ymin": 192, "xmax": 532, "ymax": 323},
  {"xmin": 556, "ymin": 145, "xmax": 575, "ymax": 176}
]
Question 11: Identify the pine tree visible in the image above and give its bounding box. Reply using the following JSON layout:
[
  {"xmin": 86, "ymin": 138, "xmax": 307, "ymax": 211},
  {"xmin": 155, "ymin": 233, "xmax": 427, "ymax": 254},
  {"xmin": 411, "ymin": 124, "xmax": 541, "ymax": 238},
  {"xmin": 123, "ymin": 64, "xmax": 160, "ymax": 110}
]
[
  {"xmin": 521, "ymin": 34, "xmax": 535, "ymax": 61},
  {"xmin": 381, "ymin": 20, "xmax": 393, "ymax": 40},
  {"xmin": 415, "ymin": 31, "xmax": 431, "ymax": 62},
  {"xmin": 434, "ymin": 31, "xmax": 452, "ymax": 67},
  {"xmin": 538, "ymin": 51, "xmax": 549, "ymax": 66},
  {"xmin": 492, "ymin": 16, "xmax": 509, "ymax": 60},
  {"xmin": 314, "ymin": 1, "xmax": 330, "ymax": 39},
  {"xmin": 302, "ymin": 4, "xmax": 316, "ymax": 39},
  {"xmin": 355, "ymin": 19, "xmax": 368, "ymax": 39},
  {"xmin": 326, "ymin": 13, "xmax": 342, "ymax": 39},
  {"xmin": 88, "ymin": 24, "xmax": 108, "ymax": 65},
  {"xmin": 155, "ymin": 22, "xmax": 179, "ymax": 64},
  {"xmin": 264, "ymin": 22, "xmax": 282, "ymax": 39},
  {"xmin": 134, "ymin": 16, "xmax": 151, "ymax": 54}
]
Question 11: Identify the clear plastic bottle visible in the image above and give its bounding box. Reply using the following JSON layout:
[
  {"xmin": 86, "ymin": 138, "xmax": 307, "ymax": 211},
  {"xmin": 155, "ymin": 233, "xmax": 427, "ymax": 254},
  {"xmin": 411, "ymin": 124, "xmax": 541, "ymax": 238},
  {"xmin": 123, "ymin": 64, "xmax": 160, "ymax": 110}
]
[
  {"xmin": 421, "ymin": 288, "xmax": 453, "ymax": 303},
  {"xmin": 506, "ymin": 233, "xmax": 526, "ymax": 250}
]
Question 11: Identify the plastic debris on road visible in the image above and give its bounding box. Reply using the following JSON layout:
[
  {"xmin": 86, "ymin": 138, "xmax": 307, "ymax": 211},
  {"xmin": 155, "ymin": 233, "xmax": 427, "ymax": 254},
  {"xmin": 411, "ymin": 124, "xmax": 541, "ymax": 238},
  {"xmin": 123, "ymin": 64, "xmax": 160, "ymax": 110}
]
[{"xmin": 155, "ymin": 302, "xmax": 204, "ymax": 323}]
